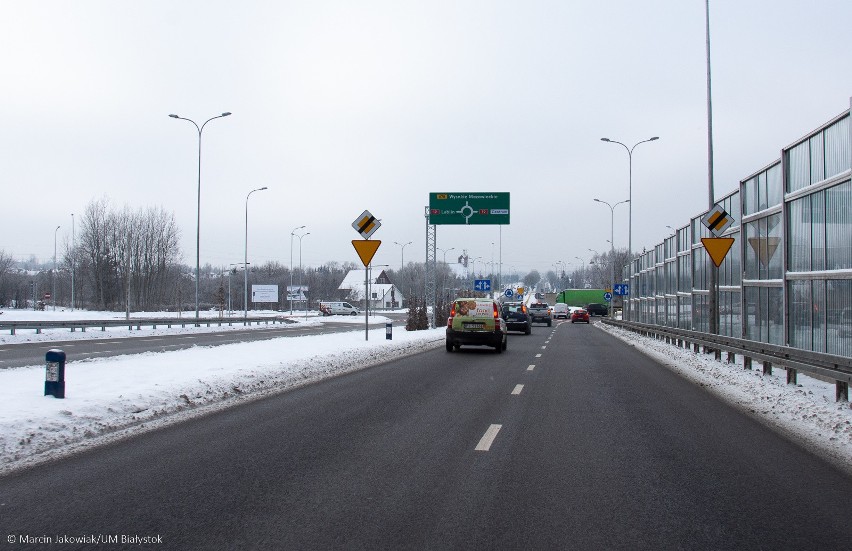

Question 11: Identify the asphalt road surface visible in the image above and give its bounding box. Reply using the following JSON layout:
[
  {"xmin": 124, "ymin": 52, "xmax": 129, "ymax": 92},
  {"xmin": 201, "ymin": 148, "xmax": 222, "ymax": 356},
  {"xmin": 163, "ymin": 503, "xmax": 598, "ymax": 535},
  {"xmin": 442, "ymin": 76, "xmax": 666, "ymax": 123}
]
[{"xmin": 2, "ymin": 320, "xmax": 850, "ymax": 550}]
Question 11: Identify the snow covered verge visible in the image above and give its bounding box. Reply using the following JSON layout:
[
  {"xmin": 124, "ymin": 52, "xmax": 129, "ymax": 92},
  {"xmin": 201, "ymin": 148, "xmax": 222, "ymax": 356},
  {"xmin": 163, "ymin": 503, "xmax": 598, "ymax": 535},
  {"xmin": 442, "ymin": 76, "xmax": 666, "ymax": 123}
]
[
  {"xmin": 599, "ymin": 322, "xmax": 852, "ymax": 476},
  {"xmin": 0, "ymin": 327, "xmax": 445, "ymax": 475}
]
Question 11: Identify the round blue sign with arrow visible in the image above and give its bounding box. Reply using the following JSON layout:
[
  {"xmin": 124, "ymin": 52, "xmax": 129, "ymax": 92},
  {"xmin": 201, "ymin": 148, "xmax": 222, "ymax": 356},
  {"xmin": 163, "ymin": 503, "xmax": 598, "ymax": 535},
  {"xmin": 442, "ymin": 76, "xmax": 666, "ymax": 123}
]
[{"xmin": 504, "ymin": 289, "xmax": 513, "ymax": 298}]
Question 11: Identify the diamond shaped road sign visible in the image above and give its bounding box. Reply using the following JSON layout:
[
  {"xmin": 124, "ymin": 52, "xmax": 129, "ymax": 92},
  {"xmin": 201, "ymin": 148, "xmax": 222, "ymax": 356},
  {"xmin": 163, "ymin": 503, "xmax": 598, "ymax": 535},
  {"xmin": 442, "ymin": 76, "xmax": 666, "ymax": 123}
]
[
  {"xmin": 352, "ymin": 210, "xmax": 381, "ymax": 239},
  {"xmin": 701, "ymin": 205, "xmax": 734, "ymax": 237}
]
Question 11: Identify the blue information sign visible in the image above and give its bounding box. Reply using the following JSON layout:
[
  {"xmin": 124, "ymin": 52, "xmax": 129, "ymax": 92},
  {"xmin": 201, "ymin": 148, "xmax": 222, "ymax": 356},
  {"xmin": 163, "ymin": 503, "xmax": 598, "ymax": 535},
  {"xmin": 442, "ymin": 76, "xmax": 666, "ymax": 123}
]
[
  {"xmin": 613, "ymin": 284, "xmax": 629, "ymax": 296},
  {"xmin": 474, "ymin": 279, "xmax": 491, "ymax": 292}
]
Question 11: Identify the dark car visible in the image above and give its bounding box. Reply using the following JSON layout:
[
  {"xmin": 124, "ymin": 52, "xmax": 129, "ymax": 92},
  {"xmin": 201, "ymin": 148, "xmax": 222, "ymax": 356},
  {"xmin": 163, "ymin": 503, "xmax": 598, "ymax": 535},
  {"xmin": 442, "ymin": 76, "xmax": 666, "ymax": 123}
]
[
  {"xmin": 585, "ymin": 303, "xmax": 609, "ymax": 316},
  {"xmin": 501, "ymin": 302, "xmax": 532, "ymax": 335},
  {"xmin": 571, "ymin": 308, "xmax": 590, "ymax": 323}
]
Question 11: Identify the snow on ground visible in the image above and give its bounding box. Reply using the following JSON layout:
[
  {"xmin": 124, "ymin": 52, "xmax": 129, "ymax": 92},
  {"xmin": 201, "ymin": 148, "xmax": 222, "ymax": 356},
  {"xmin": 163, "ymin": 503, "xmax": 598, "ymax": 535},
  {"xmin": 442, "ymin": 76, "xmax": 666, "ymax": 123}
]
[
  {"xmin": 1, "ymin": 307, "xmax": 850, "ymax": 477},
  {"xmin": 0, "ymin": 308, "xmax": 403, "ymax": 345},
  {"xmin": 599, "ymin": 322, "xmax": 852, "ymax": 476}
]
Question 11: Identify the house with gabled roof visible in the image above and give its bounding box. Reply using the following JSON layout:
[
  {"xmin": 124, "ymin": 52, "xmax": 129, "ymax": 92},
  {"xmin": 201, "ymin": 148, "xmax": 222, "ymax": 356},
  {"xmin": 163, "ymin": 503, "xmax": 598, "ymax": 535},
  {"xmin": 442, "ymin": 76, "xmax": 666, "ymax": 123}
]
[{"xmin": 338, "ymin": 269, "xmax": 406, "ymax": 310}]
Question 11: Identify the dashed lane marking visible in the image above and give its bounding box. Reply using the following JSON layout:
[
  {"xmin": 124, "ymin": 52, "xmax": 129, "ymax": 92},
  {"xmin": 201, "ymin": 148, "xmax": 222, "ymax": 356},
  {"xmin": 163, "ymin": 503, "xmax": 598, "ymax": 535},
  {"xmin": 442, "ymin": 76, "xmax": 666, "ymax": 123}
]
[
  {"xmin": 512, "ymin": 384, "xmax": 524, "ymax": 395},
  {"xmin": 527, "ymin": 365, "xmax": 535, "ymax": 371},
  {"xmin": 475, "ymin": 424, "xmax": 503, "ymax": 452},
  {"xmin": 535, "ymin": 354, "xmax": 542, "ymax": 358}
]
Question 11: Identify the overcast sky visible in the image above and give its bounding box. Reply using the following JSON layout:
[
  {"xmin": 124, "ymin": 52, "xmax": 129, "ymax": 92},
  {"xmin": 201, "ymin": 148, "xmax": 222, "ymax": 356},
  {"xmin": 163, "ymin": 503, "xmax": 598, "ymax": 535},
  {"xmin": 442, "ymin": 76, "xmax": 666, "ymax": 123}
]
[{"xmin": 3, "ymin": 1, "xmax": 851, "ymax": 278}]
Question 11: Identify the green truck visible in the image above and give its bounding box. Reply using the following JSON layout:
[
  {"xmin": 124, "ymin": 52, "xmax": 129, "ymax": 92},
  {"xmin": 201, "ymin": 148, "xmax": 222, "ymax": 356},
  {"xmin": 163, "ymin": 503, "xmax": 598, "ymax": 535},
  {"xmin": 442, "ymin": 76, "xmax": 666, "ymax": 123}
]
[{"xmin": 556, "ymin": 289, "xmax": 609, "ymax": 309}]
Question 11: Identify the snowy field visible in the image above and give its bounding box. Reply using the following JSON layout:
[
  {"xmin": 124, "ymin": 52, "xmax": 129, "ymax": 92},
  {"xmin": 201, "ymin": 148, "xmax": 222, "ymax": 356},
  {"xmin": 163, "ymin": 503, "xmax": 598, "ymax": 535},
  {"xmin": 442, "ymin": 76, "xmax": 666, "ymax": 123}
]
[{"xmin": 0, "ymin": 308, "xmax": 850, "ymax": 477}]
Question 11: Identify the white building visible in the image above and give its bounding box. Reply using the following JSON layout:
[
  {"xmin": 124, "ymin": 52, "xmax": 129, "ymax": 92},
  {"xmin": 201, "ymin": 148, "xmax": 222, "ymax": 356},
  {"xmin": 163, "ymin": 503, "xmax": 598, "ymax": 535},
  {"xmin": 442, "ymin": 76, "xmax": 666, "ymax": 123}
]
[{"xmin": 338, "ymin": 269, "xmax": 406, "ymax": 310}]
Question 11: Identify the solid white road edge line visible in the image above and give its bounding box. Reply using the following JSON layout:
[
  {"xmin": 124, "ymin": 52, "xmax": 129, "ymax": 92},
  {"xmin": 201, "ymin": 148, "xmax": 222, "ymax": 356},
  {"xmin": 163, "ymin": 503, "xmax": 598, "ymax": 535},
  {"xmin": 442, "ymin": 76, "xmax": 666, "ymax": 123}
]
[{"xmin": 475, "ymin": 424, "xmax": 503, "ymax": 451}]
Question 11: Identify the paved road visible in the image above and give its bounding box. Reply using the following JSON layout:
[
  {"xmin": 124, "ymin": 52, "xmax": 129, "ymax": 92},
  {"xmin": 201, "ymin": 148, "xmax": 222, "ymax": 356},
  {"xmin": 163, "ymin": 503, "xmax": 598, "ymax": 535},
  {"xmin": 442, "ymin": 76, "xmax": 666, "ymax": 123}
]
[
  {"xmin": 2, "ymin": 320, "xmax": 850, "ymax": 549},
  {"xmin": 0, "ymin": 313, "xmax": 408, "ymax": 369}
]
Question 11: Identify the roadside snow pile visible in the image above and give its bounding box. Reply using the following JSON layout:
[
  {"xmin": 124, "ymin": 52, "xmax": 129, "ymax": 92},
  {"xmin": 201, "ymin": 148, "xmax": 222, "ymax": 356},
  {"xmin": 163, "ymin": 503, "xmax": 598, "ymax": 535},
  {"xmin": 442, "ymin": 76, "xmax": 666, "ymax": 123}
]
[
  {"xmin": 599, "ymin": 322, "xmax": 852, "ymax": 474},
  {"xmin": 0, "ymin": 327, "xmax": 444, "ymax": 474}
]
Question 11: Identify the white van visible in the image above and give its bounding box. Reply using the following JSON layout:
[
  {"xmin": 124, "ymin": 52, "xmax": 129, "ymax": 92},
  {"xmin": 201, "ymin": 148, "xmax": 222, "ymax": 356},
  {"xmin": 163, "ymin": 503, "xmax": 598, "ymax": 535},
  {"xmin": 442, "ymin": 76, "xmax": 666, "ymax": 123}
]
[
  {"xmin": 320, "ymin": 301, "xmax": 360, "ymax": 316},
  {"xmin": 552, "ymin": 303, "xmax": 569, "ymax": 319}
]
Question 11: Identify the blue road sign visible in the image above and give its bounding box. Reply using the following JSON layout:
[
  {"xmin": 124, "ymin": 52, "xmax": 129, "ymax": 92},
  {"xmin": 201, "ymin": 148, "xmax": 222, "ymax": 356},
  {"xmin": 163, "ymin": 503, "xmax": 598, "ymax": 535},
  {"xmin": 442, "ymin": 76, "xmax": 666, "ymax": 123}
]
[
  {"xmin": 613, "ymin": 284, "xmax": 629, "ymax": 296},
  {"xmin": 604, "ymin": 292, "xmax": 613, "ymax": 302},
  {"xmin": 504, "ymin": 288, "xmax": 513, "ymax": 298},
  {"xmin": 474, "ymin": 279, "xmax": 491, "ymax": 292},
  {"xmin": 516, "ymin": 294, "xmax": 523, "ymax": 301}
]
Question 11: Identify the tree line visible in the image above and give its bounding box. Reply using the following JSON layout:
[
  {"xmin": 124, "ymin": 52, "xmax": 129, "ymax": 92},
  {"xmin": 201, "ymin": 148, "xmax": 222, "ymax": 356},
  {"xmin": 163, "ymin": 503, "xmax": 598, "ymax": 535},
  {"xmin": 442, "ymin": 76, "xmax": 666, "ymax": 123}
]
[{"xmin": 0, "ymin": 198, "xmax": 627, "ymax": 313}]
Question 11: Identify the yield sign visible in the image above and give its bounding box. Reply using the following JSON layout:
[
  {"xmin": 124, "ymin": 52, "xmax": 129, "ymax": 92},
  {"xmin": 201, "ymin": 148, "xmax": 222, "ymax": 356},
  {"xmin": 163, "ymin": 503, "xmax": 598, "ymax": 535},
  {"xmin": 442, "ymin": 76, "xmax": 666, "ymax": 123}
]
[
  {"xmin": 352, "ymin": 240, "xmax": 381, "ymax": 266},
  {"xmin": 702, "ymin": 237, "xmax": 735, "ymax": 268}
]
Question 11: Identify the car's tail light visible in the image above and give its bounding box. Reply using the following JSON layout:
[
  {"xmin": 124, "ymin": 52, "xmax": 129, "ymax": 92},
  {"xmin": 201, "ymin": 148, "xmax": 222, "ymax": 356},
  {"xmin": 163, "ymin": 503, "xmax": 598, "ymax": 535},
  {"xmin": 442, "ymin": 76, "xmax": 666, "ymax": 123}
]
[{"xmin": 493, "ymin": 303, "xmax": 500, "ymax": 319}]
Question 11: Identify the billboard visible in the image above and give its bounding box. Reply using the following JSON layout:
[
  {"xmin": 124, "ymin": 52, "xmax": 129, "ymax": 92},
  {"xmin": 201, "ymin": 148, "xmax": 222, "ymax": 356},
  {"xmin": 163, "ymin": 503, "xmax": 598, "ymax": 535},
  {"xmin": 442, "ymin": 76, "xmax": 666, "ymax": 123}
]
[
  {"xmin": 251, "ymin": 284, "xmax": 279, "ymax": 303},
  {"xmin": 428, "ymin": 192, "xmax": 510, "ymax": 225}
]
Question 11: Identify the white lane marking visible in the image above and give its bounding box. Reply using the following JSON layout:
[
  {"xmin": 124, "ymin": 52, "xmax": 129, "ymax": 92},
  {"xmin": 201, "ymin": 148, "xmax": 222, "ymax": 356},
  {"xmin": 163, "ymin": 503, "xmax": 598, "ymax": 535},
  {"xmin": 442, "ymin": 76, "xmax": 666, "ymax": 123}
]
[
  {"xmin": 475, "ymin": 424, "xmax": 502, "ymax": 451},
  {"xmin": 527, "ymin": 364, "xmax": 535, "ymax": 371},
  {"xmin": 141, "ymin": 338, "xmax": 165, "ymax": 342},
  {"xmin": 541, "ymin": 346, "xmax": 546, "ymax": 350},
  {"xmin": 535, "ymin": 353, "xmax": 542, "ymax": 358},
  {"xmin": 512, "ymin": 384, "xmax": 524, "ymax": 395}
]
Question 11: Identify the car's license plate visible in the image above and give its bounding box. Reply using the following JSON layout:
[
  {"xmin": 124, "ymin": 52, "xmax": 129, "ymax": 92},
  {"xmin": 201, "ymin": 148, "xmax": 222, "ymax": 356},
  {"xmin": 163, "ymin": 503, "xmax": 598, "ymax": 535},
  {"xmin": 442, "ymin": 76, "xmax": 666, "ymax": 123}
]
[{"xmin": 463, "ymin": 322, "xmax": 485, "ymax": 329}]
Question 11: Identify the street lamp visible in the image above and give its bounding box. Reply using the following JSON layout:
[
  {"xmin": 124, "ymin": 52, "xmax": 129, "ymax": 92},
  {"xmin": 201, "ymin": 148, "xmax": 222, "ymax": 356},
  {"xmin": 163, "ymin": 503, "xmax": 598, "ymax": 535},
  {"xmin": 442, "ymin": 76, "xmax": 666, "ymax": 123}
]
[
  {"xmin": 53, "ymin": 225, "xmax": 60, "ymax": 311},
  {"xmin": 289, "ymin": 225, "xmax": 306, "ymax": 314},
  {"xmin": 244, "ymin": 186, "xmax": 267, "ymax": 319},
  {"xmin": 437, "ymin": 247, "xmax": 455, "ymax": 265},
  {"xmin": 70, "ymin": 214, "xmax": 75, "ymax": 311},
  {"xmin": 169, "ymin": 111, "xmax": 232, "ymax": 322},
  {"xmin": 393, "ymin": 241, "xmax": 412, "ymax": 301},
  {"xmin": 593, "ymin": 197, "xmax": 629, "ymax": 291},
  {"xmin": 601, "ymin": 136, "xmax": 658, "ymax": 319},
  {"xmin": 297, "ymin": 231, "xmax": 310, "ymax": 317}
]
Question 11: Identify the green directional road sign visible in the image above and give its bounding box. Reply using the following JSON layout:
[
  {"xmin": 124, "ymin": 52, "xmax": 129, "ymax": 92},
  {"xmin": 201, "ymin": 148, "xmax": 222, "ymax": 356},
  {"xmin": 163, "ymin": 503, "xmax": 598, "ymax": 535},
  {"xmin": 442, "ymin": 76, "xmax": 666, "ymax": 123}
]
[{"xmin": 428, "ymin": 192, "xmax": 510, "ymax": 225}]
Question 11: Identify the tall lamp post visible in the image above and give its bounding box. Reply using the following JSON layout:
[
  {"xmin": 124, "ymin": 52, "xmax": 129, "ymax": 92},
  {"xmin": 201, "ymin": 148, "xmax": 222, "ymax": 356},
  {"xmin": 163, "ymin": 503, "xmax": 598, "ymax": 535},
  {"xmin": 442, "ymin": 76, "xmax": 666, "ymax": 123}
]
[
  {"xmin": 437, "ymin": 247, "xmax": 455, "ymax": 265},
  {"xmin": 70, "ymin": 214, "xmax": 75, "ymax": 311},
  {"xmin": 289, "ymin": 225, "xmax": 306, "ymax": 314},
  {"xmin": 244, "ymin": 186, "xmax": 268, "ymax": 319},
  {"xmin": 296, "ymin": 231, "xmax": 310, "ymax": 317},
  {"xmin": 169, "ymin": 111, "xmax": 232, "ymax": 322},
  {"xmin": 601, "ymin": 136, "xmax": 659, "ymax": 319},
  {"xmin": 53, "ymin": 225, "xmax": 60, "ymax": 311},
  {"xmin": 593, "ymin": 198, "xmax": 629, "ymax": 292},
  {"xmin": 393, "ymin": 241, "xmax": 412, "ymax": 301}
]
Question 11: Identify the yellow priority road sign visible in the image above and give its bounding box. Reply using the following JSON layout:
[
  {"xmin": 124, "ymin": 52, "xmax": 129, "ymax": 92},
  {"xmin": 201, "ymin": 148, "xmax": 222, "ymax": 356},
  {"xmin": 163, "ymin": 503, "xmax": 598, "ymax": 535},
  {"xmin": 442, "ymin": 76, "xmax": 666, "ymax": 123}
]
[
  {"xmin": 352, "ymin": 210, "xmax": 381, "ymax": 239},
  {"xmin": 701, "ymin": 205, "xmax": 734, "ymax": 237},
  {"xmin": 352, "ymin": 240, "xmax": 381, "ymax": 267},
  {"xmin": 701, "ymin": 237, "xmax": 735, "ymax": 268}
]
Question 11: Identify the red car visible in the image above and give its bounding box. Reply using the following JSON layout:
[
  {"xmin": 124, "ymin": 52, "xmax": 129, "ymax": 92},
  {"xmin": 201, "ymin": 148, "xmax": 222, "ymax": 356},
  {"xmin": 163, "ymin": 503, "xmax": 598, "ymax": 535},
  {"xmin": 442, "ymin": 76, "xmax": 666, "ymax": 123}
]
[{"xmin": 571, "ymin": 308, "xmax": 590, "ymax": 324}]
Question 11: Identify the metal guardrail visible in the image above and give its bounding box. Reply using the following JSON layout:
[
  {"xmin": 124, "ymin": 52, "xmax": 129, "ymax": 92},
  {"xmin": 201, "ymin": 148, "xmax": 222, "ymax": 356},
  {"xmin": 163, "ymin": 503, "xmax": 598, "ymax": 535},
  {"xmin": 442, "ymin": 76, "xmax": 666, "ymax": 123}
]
[
  {"xmin": 0, "ymin": 316, "xmax": 295, "ymax": 336},
  {"xmin": 603, "ymin": 318, "xmax": 851, "ymax": 402}
]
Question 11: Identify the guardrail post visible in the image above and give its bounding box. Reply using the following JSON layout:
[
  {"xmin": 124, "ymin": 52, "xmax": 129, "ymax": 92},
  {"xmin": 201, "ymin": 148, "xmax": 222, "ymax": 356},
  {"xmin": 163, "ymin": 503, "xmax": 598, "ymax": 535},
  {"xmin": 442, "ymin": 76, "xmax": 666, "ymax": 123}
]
[
  {"xmin": 744, "ymin": 357, "xmax": 752, "ymax": 370},
  {"xmin": 694, "ymin": 343, "xmax": 700, "ymax": 353},
  {"xmin": 714, "ymin": 349, "xmax": 722, "ymax": 361},
  {"xmin": 837, "ymin": 382, "xmax": 849, "ymax": 402},
  {"xmin": 726, "ymin": 352, "xmax": 735, "ymax": 364},
  {"xmin": 763, "ymin": 361, "xmax": 772, "ymax": 376},
  {"xmin": 787, "ymin": 368, "xmax": 797, "ymax": 385}
]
